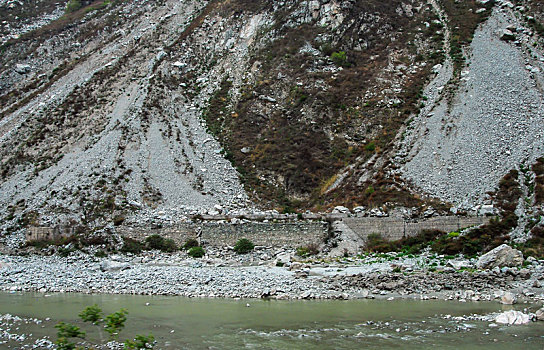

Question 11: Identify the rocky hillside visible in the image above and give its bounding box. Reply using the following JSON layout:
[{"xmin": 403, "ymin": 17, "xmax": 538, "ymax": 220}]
[{"xmin": 0, "ymin": 0, "xmax": 543, "ymax": 239}]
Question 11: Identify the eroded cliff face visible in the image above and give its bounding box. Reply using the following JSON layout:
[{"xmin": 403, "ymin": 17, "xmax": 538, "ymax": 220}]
[{"xmin": 0, "ymin": 0, "xmax": 543, "ymax": 234}]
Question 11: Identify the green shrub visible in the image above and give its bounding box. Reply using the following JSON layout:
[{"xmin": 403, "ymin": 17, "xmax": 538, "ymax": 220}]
[
  {"xmin": 58, "ymin": 247, "xmax": 75, "ymax": 257},
  {"xmin": 182, "ymin": 238, "xmax": 199, "ymax": 250},
  {"xmin": 120, "ymin": 237, "xmax": 143, "ymax": 254},
  {"xmin": 296, "ymin": 247, "xmax": 309, "ymax": 256},
  {"xmin": 365, "ymin": 233, "xmax": 394, "ymax": 253},
  {"xmin": 233, "ymin": 238, "xmax": 254, "ymax": 254},
  {"xmin": 365, "ymin": 229, "xmax": 445, "ymax": 254},
  {"xmin": 145, "ymin": 234, "xmax": 178, "ymax": 252},
  {"xmin": 145, "ymin": 234, "xmax": 164, "ymax": 250},
  {"xmin": 330, "ymin": 51, "xmax": 349, "ymax": 67},
  {"xmin": 94, "ymin": 250, "xmax": 107, "ymax": 258},
  {"xmin": 296, "ymin": 243, "xmax": 319, "ymax": 257},
  {"xmin": 161, "ymin": 239, "xmax": 178, "ymax": 253},
  {"xmin": 56, "ymin": 305, "xmax": 154, "ymax": 349},
  {"xmin": 188, "ymin": 246, "xmax": 205, "ymax": 258},
  {"xmin": 65, "ymin": 0, "xmax": 82, "ymax": 13},
  {"xmin": 365, "ymin": 142, "xmax": 376, "ymax": 152}
]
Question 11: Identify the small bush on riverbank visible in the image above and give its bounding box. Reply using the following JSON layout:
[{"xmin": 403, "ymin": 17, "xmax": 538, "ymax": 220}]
[
  {"xmin": 145, "ymin": 234, "xmax": 178, "ymax": 252},
  {"xmin": 188, "ymin": 246, "xmax": 205, "ymax": 258},
  {"xmin": 234, "ymin": 238, "xmax": 254, "ymax": 254},
  {"xmin": 182, "ymin": 238, "xmax": 199, "ymax": 250}
]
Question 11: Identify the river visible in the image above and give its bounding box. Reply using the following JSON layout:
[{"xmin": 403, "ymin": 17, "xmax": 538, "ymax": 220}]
[{"xmin": 0, "ymin": 292, "xmax": 542, "ymax": 349}]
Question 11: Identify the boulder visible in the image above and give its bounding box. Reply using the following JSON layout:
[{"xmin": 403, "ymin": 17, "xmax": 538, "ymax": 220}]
[
  {"xmin": 495, "ymin": 310, "xmax": 530, "ymax": 325},
  {"xmin": 536, "ymin": 307, "xmax": 544, "ymax": 321},
  {"xmin": 100, "ymin": 260, "xmax": 130, "ymax": 272},
  {"xmin": 14, "ymin": 63, "xmax": 31, "ymax": 74},
  {"xmin": 476, "ymin": 244, "xmax": 523, "ymax": 269},
  {"xmin": 289, "ymin": 262, "xmax": 304, "ymax": 271},
  {"xmin": 275, "ymin": 252, "xmax": 292, "ymax": 265},
  {"xmin": 500, "ymin": 292, "xmax": 516, "ymax": 305},
  {"xmin": 352, "ymin": 206, "xmax": 366, "ymax": 213},
  {"xmin": 332, "ymin": 206, "xmax": 350, "ymax": 214},
  {"xmin": 295, "ymin": 270, "xmax": 309, "ymax": 278},
  {"xmin": 479, "ymin": 204, "xmax": 496, "ymax": 215},
  {"xmin": 500, "ymin": 29, "xmax": 516, "ymax": 41},
  {"xmin": 448, "ymin": 260, "xmax": 473, "ymax": 270}
]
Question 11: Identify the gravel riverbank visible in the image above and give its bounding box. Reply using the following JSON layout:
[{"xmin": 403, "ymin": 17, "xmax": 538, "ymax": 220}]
[{"xmin": 1, "ymin": 250, "xmax": 543, "ymax": 303}]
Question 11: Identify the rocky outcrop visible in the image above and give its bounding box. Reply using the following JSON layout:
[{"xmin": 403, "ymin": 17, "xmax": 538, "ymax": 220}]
[
  {"xmin": 500, "ymin": 28, "xmax": 516, "ymax": 41},
  {"xmin": 476, "ymin": 244, "xmax": 523, "ymax": 269}
]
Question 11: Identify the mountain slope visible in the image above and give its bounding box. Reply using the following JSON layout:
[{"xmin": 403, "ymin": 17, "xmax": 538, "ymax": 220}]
[{"xmin": 0, "ymin": 0, "xmax": 543, "ymax": 238}]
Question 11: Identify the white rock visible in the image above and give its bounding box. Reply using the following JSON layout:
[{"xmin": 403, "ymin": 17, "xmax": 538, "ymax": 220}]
[
  {"xmin": 332, "ymin": 206, "xmax": 350, "ymax": 214},
  {"xmin": 448, "ymin": 260, "xmax": 473, "ymax": 270},
  {"xmin": 14, "ymin": 63, "xmax": 31, "ymax": 74},
  {"xmin": 495, "ymin": 310, "xmax": 530, "ymax": 325},
  {"xmin": 535, "ymin": 308, "xmax": 544, "ymax": 321},
  {"xmin": 500, "ymin": 292, "xmax": 516, "ymax": 305},
  {"xmin": 100, "ymin": 260, "xmax": 130, "ymax": 272},
  {"xmin": 476, "ymin": 244, "xmax": 523, "ymax": 269}
]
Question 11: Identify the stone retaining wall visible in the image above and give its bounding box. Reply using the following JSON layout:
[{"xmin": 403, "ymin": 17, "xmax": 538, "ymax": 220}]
[
  {"xmin": 26, "ymin": 226, "xmax": 75, "ymax": 242},
  {"xmin": 343, "ymin": 216, "xmax": 490, "ymax": 242},
  {"xmin": 28, "ymin": 216, "xmax": 492, "ymax": 248},
  {"xmin": 117, "ymin": 222, "xmax": 329, "ymax": 247}
]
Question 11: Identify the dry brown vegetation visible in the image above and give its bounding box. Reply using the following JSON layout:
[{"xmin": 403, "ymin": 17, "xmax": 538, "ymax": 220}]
[{"xmin": 201, "ymin": 0, "xmax": 450, "ymax": 212}]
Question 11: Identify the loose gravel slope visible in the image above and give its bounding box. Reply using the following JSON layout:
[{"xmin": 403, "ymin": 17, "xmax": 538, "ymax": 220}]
[{"xmin": 401, "ymin": 7, "xmax": 544, "ymax": 208}]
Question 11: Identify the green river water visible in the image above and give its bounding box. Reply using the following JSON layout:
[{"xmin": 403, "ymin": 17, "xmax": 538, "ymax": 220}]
[{"xmin": 0, "ymin": 292, "xmax": 542, "ymax": 349}]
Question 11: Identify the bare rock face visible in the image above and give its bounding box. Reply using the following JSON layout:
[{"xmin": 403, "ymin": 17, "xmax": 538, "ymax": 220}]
[{"xmin": 476, "ymin": 244, "xmax": 523, "ymax": 269}]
